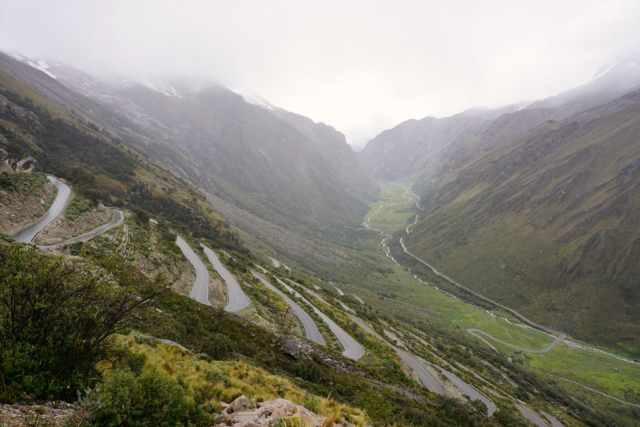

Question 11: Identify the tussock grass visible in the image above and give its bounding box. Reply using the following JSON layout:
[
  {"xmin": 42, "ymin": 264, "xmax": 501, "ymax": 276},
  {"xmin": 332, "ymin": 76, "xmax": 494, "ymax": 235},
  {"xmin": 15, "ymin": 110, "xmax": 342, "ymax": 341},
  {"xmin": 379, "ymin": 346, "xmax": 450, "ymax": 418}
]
[{"xmin": 110, "ymin": 334, "xmax": 366, "ymax": 424}]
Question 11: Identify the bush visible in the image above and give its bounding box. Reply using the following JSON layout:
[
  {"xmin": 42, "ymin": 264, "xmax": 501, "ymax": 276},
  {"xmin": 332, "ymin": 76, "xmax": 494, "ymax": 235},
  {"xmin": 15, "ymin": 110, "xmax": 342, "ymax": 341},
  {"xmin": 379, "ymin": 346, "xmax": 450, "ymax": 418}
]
[
  {"xmin": 0, "ymin": 245, "xmax": 163, "ymax": 401},
  {"xmin": 112, "ymin": 347, "xmax": 148, "ymax": 378},
  {"xmin": 88, "ymin": 369, "xmax": 213, "ymax": 426},
  {"xmin": 294, "ymin": 360, "xmax": 322, "ymax": 382}
]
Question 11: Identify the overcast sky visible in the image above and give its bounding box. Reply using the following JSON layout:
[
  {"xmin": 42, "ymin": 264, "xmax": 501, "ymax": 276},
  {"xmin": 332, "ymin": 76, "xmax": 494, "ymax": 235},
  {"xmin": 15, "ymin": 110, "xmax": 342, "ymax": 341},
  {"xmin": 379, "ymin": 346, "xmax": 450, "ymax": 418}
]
[{"xmin": 2, "ymin": 0, "xmax": 640, "ymax": 149}]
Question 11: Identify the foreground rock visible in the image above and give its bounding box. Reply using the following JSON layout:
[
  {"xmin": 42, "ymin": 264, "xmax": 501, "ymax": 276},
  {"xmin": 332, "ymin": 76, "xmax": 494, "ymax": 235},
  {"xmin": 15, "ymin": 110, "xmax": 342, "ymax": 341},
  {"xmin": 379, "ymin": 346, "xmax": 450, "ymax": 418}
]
[{"xmin": 215, "ymin": 395, "xmax": 355, "ymax": 427}]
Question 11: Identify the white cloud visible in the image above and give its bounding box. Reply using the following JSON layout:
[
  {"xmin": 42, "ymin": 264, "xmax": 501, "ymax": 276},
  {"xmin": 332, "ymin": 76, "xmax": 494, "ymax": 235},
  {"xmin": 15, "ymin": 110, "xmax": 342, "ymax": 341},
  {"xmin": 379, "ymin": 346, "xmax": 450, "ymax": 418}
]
[{"xmin": 1, "ymin": 0, "xmax": 639, "ymax": 147}]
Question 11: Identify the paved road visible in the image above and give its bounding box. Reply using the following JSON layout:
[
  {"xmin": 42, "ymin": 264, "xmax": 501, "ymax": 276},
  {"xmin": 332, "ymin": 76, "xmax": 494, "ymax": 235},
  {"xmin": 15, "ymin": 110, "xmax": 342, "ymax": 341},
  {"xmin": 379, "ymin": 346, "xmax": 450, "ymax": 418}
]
[
  {"xmin": 347, "ymin": 315, "xmax": 447, "ymax": 396},
  {"xmin": 270, "ymin": 275, "xmax": 364, "ymax": 357},
  {"xmin": 516, "ymin": 404, "xmax": 549, "ymax": 427},
  {"xmin": 268, "ymin": 256, "xmax": 290, "ymax": 272},
  {"xmin": 203, "ymin": 245, "xmax": 249, "ymax": 312},
  {"xmin": 383, "ymin": 329, "xmax": 405, "ymax": 347},
  {"xmin": 348, "ymin": 314, "xmax": 496, "ymax": 414},
  {"xmin": 439, "ymin": 366, "xmax": 496, "ymax": 416},
  {"xmin": 399, "ymin": 236, "xmax": 561, "ymax": 338},
  {"xmin": 13, "ymin": 176, "xmax": 71, "ymax": 243},
  {"xmin": 288, "ymin": 286, "xmax": 363, "ymax": 359},
  {"xmin": 39, "ymin": 208, "xmax": 124, "ymax": 248},
  {"xmin": 467, "ymin": 329, "xmax": 565, "ymax": 354},
  {"xmin": 540, "ymin": 410, "xmax": 564, "ymax": 427},
  {"xmin": 252, "ymin": 272, "xmax": 325, "ymax": 346},
  {"xmin": 396, "ymin": 348, "xmax": 447, "ymax": 395},
  {"xmin": 175, "ymin": 236, "xmax": 210, "ymax": 306},
  {"xmin": 314, "ymin": 309, "xmax": 364, "ymax": 360},
  {"xmin": 541, "ymin": 372, "xmax": 640, "ymax": 409}
]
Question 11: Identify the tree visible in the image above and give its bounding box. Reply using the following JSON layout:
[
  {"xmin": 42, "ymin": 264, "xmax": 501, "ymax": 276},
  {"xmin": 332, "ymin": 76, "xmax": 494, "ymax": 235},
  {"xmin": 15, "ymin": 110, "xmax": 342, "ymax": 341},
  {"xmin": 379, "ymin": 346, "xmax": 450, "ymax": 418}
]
[{"xmin": 0, "ymin": 245, "xmax": 165, "ymax": 400}]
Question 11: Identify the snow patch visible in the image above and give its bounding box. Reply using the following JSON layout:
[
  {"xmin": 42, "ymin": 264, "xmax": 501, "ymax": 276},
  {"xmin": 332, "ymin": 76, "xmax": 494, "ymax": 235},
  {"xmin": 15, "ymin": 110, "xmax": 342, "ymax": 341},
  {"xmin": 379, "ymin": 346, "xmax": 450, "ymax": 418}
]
[
  {"xmin": 27, "ymin": 59, "xmax": 57, "ymax": 79},
  {"xmin": 589, "ymin": 61, "xmax": 618, "ymax": 82},
  {"xmin": 142, "ymin": 81, "xmax": 183, "ymax": 98}
]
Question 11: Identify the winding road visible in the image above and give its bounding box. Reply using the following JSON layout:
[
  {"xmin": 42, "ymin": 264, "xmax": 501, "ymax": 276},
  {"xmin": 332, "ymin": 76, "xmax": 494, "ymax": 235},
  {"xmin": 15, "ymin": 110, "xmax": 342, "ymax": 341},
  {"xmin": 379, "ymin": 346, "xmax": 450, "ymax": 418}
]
[
  {"xmin": 203, "ymin": 245, "xmax": 249, "ymax": 312},
  {"xmin": 349, "ymin": 314, "xmax": 495, "ymax": 415},
  {"xmin": 396, "ymin": 348, "xmax": 447, "ymax": 395},
  {"xmin": 516, "ymin": 404, "xmax": 550, "ymax": 427},
  {"xmin": 347, "ymin": 315, "xmax": 448, "ymax": 396},
  {"xmin": 286, "ymin": 282, "xmax": 364, "ymax": 359},
  {"xmin": 307, "ymin": 299, "xmax": 364, "ymax": 360},
  {"xmin": 252, "ymin": 272, "xmax": 325, "ymax": 346},
  {"xmin": 39, "ymin": 208, "xmax": 124, "ymax": 248},
  {"xmin": 176, "ymin": 236, "xmax": 210, "ymax": 306},
  {"xmin": 467, "ymin": 329, "xmax": 565, "ymax": 354},
  {"xmin": 12, "ymin": 175, "xmax": 71, "ymax": 243}
]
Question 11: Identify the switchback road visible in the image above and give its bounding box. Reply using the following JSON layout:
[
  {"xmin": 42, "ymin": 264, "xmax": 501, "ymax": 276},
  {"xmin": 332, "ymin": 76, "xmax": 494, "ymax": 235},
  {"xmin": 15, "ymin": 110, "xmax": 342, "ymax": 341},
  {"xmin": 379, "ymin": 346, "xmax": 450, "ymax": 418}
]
[
  {"xmin": 252, "ymin": 272, "xmax": 325, "ymax": 346},
  {"xmin": 176, "ymin": 236, "xmax": 210, "ymax": 306},
  {"xmin": 467, "ymin": 329, "xmax": 565, "ymax": 354},
  {"xmin": 203, "ymin": 245, "xmax": 249, "ymax": 312},
  {"xmin": 39, "ymin": 208, "xmax": 124, "ymax": 248},
  {"xmin": 13, "ymin": 176, "xmax": 71, "ymax": 243}
]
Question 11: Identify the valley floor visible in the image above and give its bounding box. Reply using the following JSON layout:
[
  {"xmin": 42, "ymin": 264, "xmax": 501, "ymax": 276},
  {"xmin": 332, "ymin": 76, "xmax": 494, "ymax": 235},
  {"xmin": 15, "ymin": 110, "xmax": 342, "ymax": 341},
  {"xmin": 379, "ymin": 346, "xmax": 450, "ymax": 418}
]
[{"xmin": 363, "ymin": 182, "xmax": 640, "ymax": 409}]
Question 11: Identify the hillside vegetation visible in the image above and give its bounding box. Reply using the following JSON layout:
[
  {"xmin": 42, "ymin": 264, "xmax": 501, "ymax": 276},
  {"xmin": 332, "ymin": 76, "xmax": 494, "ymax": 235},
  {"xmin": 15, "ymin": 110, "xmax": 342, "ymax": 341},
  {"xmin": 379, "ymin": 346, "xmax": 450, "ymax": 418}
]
[{"xmin": 406, "ymin": 89, "xmax": 640, "ymax": 353}]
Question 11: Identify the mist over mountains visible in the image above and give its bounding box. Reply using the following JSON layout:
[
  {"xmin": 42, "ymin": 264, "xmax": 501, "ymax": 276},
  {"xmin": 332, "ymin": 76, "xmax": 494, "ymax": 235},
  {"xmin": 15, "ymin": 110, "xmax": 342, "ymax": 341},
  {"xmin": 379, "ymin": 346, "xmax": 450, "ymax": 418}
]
[
  {"xmin": 5, "ymin": 46, "xmax": 640, "ymax": 347},
  {"xmin": 2, "ymin": 37, "xmax": 640, "ymax": 425}
]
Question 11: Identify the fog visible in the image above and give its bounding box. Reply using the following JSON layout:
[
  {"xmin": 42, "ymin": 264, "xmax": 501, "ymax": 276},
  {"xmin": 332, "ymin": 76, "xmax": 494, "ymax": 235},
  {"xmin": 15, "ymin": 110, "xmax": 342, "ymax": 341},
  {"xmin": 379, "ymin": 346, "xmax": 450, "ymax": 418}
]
[{"xmin": 2, "ymin": 0, "xmax": 639, "ymax": 149}]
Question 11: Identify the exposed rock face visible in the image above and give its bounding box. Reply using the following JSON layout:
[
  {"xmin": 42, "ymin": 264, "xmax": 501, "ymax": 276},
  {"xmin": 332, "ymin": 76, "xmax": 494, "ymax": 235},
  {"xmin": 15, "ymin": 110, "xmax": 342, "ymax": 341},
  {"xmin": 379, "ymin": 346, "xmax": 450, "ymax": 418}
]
[
  {"xmin": 214, "ymin": 395, "xmax": 354, "ymax": 427},
  {"xmin": 280, "ymin": 337, "xmax": 301, "ymax": 360}
]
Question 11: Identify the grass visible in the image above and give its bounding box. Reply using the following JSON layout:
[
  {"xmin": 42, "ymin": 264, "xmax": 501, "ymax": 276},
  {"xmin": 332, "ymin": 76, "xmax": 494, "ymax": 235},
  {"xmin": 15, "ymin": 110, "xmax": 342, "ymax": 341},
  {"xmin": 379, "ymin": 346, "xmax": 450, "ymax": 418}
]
[
  {"xmin": 365, "ymin": 182, "xmax": 417, "ymax": 234},
  {"xmin": 362, "ymin": 182, "xmax": 555, "ymax": 351},
  {"xmin": 114, "ymin": 334, "xmax": 366, "ymax": 423},
  {"xmin": 358, "ymin": 181, "xmax": 640, "ymax": 406},
  {"xmin": 526, "ymin": 342, "xmax": 640, "ymax": 404},
  {"xmin": 0, "ymin": 171, "xmax": 47, "ymax": 193}
]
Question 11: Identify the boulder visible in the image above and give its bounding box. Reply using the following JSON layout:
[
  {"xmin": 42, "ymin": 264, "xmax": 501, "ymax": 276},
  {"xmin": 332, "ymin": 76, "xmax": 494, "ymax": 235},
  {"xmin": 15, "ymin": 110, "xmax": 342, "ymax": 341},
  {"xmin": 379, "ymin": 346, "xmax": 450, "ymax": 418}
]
[
  {"xmin": 280, "ymin": 338, "xmax": 300, "ymax": 359},
  {"xmin": 230, "ymin": 395, "xmax": 250, "ymax": 413}
]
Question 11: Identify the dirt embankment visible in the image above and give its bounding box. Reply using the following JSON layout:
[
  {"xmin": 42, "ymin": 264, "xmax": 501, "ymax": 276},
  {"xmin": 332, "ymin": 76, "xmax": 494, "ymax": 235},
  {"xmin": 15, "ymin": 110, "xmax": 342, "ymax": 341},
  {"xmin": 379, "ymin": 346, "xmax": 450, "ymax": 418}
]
[
  {"xmin": 35, "ymin": 203, "xmax": 112, "ymax": 245},
  {"xmin": 0, "ymin": 178, "xmax": 55, "ymax": 236}
]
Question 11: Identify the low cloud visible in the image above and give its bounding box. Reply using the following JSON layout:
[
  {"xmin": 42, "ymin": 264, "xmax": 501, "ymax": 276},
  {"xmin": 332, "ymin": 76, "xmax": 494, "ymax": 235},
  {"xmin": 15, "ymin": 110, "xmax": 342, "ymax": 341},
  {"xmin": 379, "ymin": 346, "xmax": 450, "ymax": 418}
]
[{"xmin": 2, "ymin": 0, "xmax": 639, "ymax": 146}]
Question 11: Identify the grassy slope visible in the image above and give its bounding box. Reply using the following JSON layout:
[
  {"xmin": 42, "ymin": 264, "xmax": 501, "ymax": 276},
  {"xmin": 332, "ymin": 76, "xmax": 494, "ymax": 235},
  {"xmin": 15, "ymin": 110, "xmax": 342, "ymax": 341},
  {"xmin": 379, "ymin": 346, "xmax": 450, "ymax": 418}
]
[
  {"xmin": 405, "ymin": 97, "xmax": 640, "ymax": 354},
  {"xmin": 369, "ymin": 182, "xmax": 640, "ymax": 407},
  {"xmin": 113, "ymin": 334, "xmax": 366, "ymax": 424}
]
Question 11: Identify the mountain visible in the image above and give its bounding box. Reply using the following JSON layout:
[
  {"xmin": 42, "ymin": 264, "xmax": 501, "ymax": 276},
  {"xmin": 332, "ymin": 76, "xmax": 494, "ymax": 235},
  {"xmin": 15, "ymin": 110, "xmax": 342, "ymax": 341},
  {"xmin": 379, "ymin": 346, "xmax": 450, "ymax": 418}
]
[
  {"xmin": 0, "ymin": 51, "xmax": 376, "ymax": 265},
  {"xmin": 403, "ymin": 88, "xmax": 640, "ymax": 350},
  {"xmin": 360, "ymin": 53, "xmax": 640, "ymax": 186},
  {"xmin": 359, "ymin": 105, "xmax": 516, "ymax": 181}
]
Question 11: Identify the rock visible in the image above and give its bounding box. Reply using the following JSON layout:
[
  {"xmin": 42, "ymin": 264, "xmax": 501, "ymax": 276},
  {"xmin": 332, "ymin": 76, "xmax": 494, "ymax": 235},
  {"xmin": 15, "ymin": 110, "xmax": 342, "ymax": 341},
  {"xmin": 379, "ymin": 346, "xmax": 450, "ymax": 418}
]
[
  {"xmin": 280, "ymin": 337, "xmax": 300, "ymax": 359},
  {"xmin": 215, "ymin": 412, "xmax": 232, "ymax": 425},
  {"xmin": 230, "ymin": 395, "xmax": 250, "ymax": 413}
]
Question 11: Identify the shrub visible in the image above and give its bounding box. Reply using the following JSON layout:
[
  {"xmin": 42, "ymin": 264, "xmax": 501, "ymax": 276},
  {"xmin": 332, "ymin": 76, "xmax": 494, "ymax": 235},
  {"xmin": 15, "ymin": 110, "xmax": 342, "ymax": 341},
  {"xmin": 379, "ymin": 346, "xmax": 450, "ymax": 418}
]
[
  {"xmin": 0, "ymin": 245, "xmax": 163, "ymax": 400},
  {"xmin": 88, "ymin": 369, "xmax": 213, "ymax": 426},
  {"xmin": 294, "ymin": 360, "xmax": 322, "ymax": 383}
]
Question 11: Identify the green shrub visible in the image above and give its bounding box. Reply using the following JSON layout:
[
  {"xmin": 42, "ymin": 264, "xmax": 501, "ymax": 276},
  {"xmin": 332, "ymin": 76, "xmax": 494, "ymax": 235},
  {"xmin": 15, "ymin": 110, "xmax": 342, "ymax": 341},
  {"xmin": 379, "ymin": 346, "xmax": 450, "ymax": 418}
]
[
  {"xmin": 89, "ymin": 369, "xmax": 213, "ymax": 426},
  {"xmin": 113, "ymin": 347, "xmax": 148, "ymax": 378},
  {"xmin": 0, "ymin": 245, "xmax": 162, "ymax": 401},
  {"xmin": 130, "ymin": 331, "xmax": 155, "ymax": 347},
  {"xmin": 65, "ymin": 196, "xmax": 93, "ymax": 221},
  {"xmin": 0, "ymin": 234, "xmax": 15, "ymax": 243},
  {"xmin": 294, "ymin": 360, "xmax": 322, "ymax": 383}
]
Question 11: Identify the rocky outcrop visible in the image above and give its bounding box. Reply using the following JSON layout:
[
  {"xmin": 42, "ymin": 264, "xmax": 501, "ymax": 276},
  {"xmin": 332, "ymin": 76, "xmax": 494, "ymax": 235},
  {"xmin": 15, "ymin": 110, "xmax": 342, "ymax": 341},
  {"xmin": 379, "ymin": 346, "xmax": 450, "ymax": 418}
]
[{"xmin": 214, "ymin": 395, "xmax": 357, "ymax": 427}]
